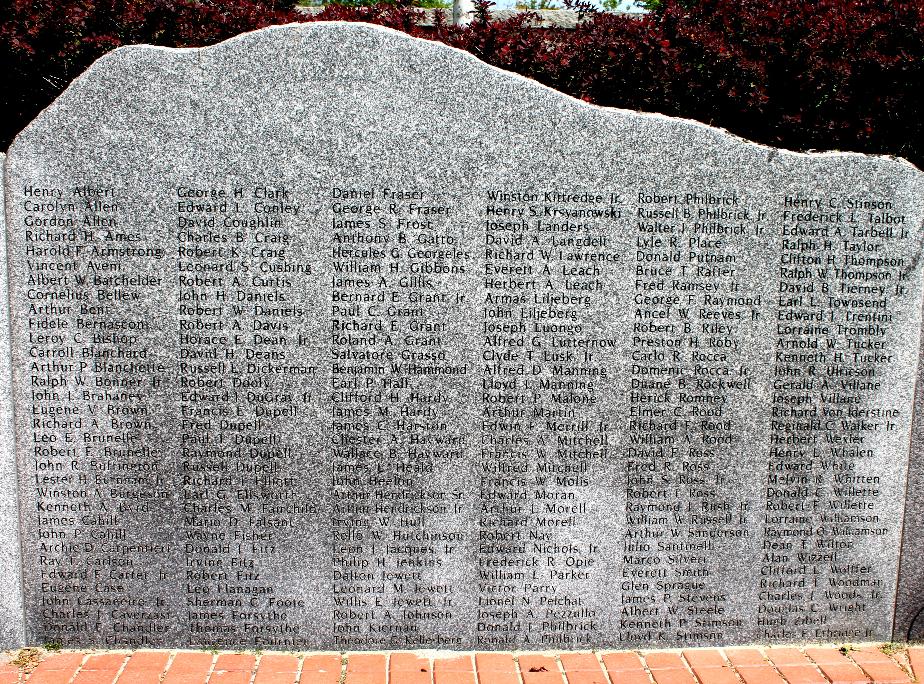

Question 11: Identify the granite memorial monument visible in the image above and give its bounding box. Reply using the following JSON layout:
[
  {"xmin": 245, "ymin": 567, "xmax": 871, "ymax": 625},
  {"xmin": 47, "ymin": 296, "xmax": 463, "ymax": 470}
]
[{"xmin": 1, "ymin": 22, "xmax": 923, "ymax": 650}]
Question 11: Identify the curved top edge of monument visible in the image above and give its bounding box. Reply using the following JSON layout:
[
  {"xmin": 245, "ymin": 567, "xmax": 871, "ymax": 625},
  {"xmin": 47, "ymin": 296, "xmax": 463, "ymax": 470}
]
[{"xmin": 7, "ymin": 20, "xmax": 922, "ymax": 175}]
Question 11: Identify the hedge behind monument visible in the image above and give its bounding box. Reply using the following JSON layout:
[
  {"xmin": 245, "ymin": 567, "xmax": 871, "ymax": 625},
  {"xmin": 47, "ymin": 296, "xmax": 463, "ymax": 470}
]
[{"xmin": 1, "ymin": 0, "xmax": 921, "ymax": 167}]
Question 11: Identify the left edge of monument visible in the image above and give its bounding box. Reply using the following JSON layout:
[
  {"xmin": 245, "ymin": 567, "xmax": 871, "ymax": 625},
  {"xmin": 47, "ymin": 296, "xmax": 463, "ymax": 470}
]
[{"xmin": 0, "ymin": 152, "xmax": 27, "ymax": 650}]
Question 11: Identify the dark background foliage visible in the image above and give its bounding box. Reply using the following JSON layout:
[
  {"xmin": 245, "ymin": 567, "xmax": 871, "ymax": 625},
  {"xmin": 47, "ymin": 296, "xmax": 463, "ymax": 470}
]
[{"xmin": 2, "ymin": 0, "xmax": 922, "ymax": 167}]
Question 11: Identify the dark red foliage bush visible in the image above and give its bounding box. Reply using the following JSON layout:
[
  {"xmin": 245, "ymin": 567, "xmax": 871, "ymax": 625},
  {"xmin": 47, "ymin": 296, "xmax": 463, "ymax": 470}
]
[
  {"xmin": 1, "ymin": 0, "xmax": 297, "ymax": 146},
  {"xmin": 3, "ymin": 0, "xmax": 922, "ymax": 168},
  {"xmin": 647, "ymin": 0, "xmax": 924, "ymax": 165}
]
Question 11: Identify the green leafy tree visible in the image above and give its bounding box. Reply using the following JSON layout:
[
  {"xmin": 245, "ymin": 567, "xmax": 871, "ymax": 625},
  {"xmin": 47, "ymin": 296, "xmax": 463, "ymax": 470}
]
[
  {"xmin": 320, "ymin": 0, "xmax": 449, "ymax": 8},
  {"xmin": 514, "ymin": 0, "xmax": 562, "ymax": 9},
  {"xmin": 639, "ymin": 0, "xmax": 697, "ymax": 12},
  {"xmin": 600, "ymin": 0, "xmax": 637, "ymax": 10}
]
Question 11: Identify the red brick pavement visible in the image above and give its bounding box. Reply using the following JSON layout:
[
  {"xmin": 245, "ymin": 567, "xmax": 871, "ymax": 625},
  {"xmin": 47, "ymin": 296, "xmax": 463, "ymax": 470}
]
[{"xmin": 1, "ymin": 646, "xmax": 921, "ymax": 684}]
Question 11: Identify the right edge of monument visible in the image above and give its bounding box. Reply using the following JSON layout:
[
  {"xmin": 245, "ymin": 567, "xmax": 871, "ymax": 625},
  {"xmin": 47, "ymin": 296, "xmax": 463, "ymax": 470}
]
[{"xmin": 895, "ymin": 274, "xmax": 924, "ymax": 643}]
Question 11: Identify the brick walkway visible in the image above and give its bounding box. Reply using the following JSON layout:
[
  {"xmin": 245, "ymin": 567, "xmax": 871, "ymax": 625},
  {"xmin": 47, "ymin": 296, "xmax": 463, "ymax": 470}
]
[{"xmin": 1, "ymin": 647, "xmax": 922, "ymax": 684}]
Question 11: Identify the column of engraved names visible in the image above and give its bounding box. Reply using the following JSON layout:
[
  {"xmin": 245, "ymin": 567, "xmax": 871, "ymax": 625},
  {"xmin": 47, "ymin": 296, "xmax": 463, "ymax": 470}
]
[
  {"xmin": 478, "ymin": 189, "xmax": 618, "ymax": 649},
  {"xmin": 328, "ymin": 187, "xmax": 467, "ymax": 648},
  {"xmin": 176, "ymin": 184, "xmax": 314, "ymax": 647},
  {"xmin": 763, "ymin": 194, "xmax": 910, "ymax": 642},
  {"xmin": 21, "ymin": 182, "xmax": 172, "ymax": 645},
  {"xmin": 625, "ymin": 190, "xmax": 759, "ymax": 646}
]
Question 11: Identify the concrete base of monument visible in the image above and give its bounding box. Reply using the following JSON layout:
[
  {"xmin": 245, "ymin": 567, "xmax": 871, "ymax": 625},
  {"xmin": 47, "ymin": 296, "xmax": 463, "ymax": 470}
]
[{"xmin": 1, "ymin": 646, "xmax": 922, "ymax": 684}]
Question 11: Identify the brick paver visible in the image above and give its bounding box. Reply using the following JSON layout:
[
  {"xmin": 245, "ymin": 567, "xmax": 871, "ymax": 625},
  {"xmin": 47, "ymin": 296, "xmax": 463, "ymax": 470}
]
[
  {"xmin": 26, "ymin": 653, "xmax": 86, "ymax": 684},
  {"xmin": 683, "ymin": 651, "xmax": 727, "ymax": 669},
  {"xmin": 475, "ymin": 654, "xmax": 520, "ymax": 684},
  {"xmin": 434, "ymin": 656, "xmax": 476, "ymax": 684},
  {"xmin": 643, "ymin": 652, "xmax": 697, "ymax": 684},
  {"xmin": 765, "ymin": 648, "xmax": 827, "ymax": 684},
  {"xmin": 70, "ymin": 654, "xmax": 127, "ymax": 684},
  {"xmin": 300, "ymin": 655, "xmax": 340, "ymax": 684},
  {"xmin": 725, "ymin": 649, "xmax": 786, "ymax": 684},
  {"xmin": 559, "ymin": 653, "xmax": 608, "ymax": 684},
  {"xmin": 682, "ymin": 649, "xmax": 738, "ymax": 684},
  {"xmin": 117, "ymin": 652, "xmax": 171, "ymax": 684},
  {"xmin": 804, "ymin": 649, "xmax": 872, "ymax": 684},
  {"xmin": 517, "ymin": 654, "xmax": 560, "ymax": 684},
  {"xmin": 344, "ymin": 654, "xmax": 386, "ymax": 684},
  {"xmin": 845, "ymin": 650, "xmax": 911, "ymax": 684},
  {"xmin": 0, "ymin": 662, "xmax": 20, "ymax": 684},
  {"xmin": 4, "ymin": 646, "xmax": 919, "ymax": 684},
  {"xmin": 252, "ymin": 655, "xmax": 299, "ymax": 684},
  {"xmin": 391, "ymin": 653, "xmax": 431, "ymax": 684},
  {"xmin": 209, "ymin": 654, "xmax": 255, "ymax": 684},
  {"xmin": 601, "ymin": 652, "xmax": 650, "ymax": 684},
  {"xmin": 162, "ymin": 653, "xmax": 214, "ymax": 684}
]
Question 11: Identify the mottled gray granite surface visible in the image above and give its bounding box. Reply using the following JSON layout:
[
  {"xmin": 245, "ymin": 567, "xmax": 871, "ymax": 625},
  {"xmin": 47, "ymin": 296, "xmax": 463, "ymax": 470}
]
[
  {"xmin": 0, "ymin": 153, "xmax": 25, "ymax": 650},
  {"xmin": 3, "ymin": 22, "xmax": 924, "ymax": 649}
]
